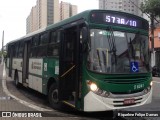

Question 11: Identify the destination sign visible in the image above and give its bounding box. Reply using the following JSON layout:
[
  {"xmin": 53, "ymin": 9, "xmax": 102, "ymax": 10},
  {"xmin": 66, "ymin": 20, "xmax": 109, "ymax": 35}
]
[
  {"xmin": 90, "ymin": 11, "xmax": 148, "ymax": 30},
  {"xmin": 105, "ymin": 15, "xmax": 137, "ymax": 27}
]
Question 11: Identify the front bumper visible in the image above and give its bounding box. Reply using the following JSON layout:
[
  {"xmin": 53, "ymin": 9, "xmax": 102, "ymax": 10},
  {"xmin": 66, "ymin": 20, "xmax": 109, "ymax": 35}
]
[{"xmin": 84, "ymin": 88, "xmax": 152, "ymax": 112}]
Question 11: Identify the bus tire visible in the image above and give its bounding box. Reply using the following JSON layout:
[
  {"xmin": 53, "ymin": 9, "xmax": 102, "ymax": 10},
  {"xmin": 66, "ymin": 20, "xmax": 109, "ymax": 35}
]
[
  {"xmin": 14, "ymin": 72, "xmax": 20, "ymax": 88},
  {"xmin": 48, "ymin": 84, "xmax": 60, "ymax": 109}
]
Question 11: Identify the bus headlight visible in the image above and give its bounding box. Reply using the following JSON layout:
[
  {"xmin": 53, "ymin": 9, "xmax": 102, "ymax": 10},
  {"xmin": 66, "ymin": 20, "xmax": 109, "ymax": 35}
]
[
  {"xmin": 150, "ymin": 81, "xmax": 153, "ymax": 86},
  {"xmin": 87, "ymin": 80, "xmax": 110, "ymax": 97},
  {"xmin": 90, "ymin": 83, "xmax": 98, "ymax": 91}
]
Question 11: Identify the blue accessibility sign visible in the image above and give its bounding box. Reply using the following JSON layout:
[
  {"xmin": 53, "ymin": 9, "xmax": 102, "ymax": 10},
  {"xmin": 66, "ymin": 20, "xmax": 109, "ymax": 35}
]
[{"xmin": 130, "ymin": 62, "xmax": 139, "ymax": 73}]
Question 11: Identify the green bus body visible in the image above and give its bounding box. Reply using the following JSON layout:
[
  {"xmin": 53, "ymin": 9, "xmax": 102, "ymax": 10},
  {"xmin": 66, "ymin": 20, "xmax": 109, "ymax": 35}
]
[{"xmin": 6, "ymin": 10, "xmax": 152, "ymax": 112}]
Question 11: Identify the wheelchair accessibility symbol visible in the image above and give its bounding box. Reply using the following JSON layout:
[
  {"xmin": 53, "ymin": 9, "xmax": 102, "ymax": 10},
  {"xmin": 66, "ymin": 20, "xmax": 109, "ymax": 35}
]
[{"xmin": 130, "ymin": 62, "xmax": 139, "ymax": 72}]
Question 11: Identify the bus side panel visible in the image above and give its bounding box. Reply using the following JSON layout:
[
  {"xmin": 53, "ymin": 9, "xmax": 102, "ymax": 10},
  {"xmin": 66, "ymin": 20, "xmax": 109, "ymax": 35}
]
[
  {"xmin": 28, "ymin": 58, "xmax": 43, "ymax": 93},
  {"xmin": 28, "ymin": 75, "xmax": 42, "ymax": 93},
  {"xmin": 42, "ymin": 57, "xmax": 59, "ymax": 95}
]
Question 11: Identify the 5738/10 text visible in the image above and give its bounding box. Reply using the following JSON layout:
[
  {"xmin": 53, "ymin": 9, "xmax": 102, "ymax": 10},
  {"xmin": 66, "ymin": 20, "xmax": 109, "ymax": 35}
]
[{"xmin": 105, "ymin": 15, "xmax": 137, "ymax": 27}]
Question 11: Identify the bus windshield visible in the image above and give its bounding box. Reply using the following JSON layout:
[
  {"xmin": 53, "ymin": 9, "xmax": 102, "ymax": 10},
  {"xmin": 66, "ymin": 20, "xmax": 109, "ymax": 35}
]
[{"xmin": 87, "ymin": 29, "xmax": 150, "ymax": 74}]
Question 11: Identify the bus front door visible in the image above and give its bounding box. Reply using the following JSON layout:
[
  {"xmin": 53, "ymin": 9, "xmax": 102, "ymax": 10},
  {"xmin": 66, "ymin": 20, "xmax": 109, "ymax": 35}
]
[{"xmin": 59, "ymin": 25, "xmax": 81, "ymax": 107}]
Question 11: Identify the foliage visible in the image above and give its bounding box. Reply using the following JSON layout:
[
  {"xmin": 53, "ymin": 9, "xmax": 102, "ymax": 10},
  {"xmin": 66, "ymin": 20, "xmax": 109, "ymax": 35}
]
[
  {"xmin": 0, "ymin": 51, "xmax": 7, "ymax": 57},
  {"xmin": 141, "ymin": 0, "xmax": 160, "ymax": 51},
  {"xmin": 141, "ymin": 0, "xmax": 160, "ymax": 16}
]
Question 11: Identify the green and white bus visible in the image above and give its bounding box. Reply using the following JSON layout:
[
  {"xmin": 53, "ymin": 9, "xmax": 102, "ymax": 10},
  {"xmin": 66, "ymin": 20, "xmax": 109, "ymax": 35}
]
[{"xmin": 6, "ymin": 10, "xmax": 152, "ymax": 112}]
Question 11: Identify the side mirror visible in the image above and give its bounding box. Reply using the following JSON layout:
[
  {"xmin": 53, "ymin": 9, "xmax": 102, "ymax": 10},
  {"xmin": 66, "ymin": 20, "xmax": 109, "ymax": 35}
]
[
  {"xmin": 81, "ymin": 27, "xmax": 90, "ymax": 52},
  {"xmin": 82, "ymin": 27, "xmax": 88, "ymax": 43}
]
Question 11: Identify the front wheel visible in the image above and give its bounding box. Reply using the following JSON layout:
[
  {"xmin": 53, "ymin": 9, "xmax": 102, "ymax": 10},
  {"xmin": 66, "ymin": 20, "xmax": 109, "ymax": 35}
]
[{"xmin": 48, "ymin": 84, "xmax": 61, "ymax": 109}]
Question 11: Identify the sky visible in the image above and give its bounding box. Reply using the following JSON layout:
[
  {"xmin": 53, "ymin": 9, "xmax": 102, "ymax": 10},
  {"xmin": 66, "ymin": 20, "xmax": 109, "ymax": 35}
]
[{"xmin": 0, "ymin": 0, "xmax": 98, "ymax": 49}]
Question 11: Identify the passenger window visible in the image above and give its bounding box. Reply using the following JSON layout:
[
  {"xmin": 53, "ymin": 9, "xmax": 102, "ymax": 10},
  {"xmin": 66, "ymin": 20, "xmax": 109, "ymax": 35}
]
[
  {"xmin": 48, "ymin": 45, "xmax": 59, "ymax": 56},
  {"xmin": 12, "ymin": 45, "xmax": 16, "ymax": 57},
  {"xmin": 50, "ymin": 31, "xmax": 60, "ymax": 43},
  {"xmin": 18, "ymin": 42, "xmax": 24, "ymax": 57},
  {"xmin": 47, "ymin": 30, "xmax": 60, "ymax": 57},
  {"xmin": 37, "ymin": 33, "xmax": 49, "ymax": 57},
  {"xmin": 37, "ymin": 45, "xmax": 47, "ymax": 57},
  {"xmin": 30, "ymin": 35, "xmax": 39, "ymax": 57},
  {"xmin": 30, "ymin": 47, "xmax": 37, "ymax": 57},
  {"xmin": 40, "ymin": 32, "xmax": 49, "ymax": 45},
  {"xmin": 32, "ymin": 35, "xmax": 39, "ymax": 46}
]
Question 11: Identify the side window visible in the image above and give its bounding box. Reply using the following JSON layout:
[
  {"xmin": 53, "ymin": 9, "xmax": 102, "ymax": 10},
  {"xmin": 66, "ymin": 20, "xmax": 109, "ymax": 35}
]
[
  {"xmin": 12, "ymin": 44, "xmax": 16, "ymax": 57},
  {"xmin": 40, "ymin": 32, "xmax": 49, "ymax": 45},
  {"xmin": 48, "ymin": 45, "xmax": 59, "ymax": 56},
  {"xmin": 50, "ymin": 31, "xmax": 60, "ymax": 43},
  {"xmin": 48, "ymin": 30, "xmax": 60, "ymax": 57},
  {"xmin": 7, "ymin": 45, "xmax": 10, "ymax": 57},
  {"xmin": 8, "ymin": 44, "xmax": 16, "ymax": 58},
  {"xmin": 37, "ymin": 32, "xmax": 49, "ymax": 57},
  {"xmin": 32, "ymin": 36, "xmax": 39, "ymax": 46},
  {"xmin": 30, "ymin": 35, "xmax": 39, "ymax": 57},
  {"xmin": 18, "ymin": 42, "xmax": 24, "ymax": 58},
  {"xmin": 15, "ymin": 42, "xmax": 19, "ymax": 57}
]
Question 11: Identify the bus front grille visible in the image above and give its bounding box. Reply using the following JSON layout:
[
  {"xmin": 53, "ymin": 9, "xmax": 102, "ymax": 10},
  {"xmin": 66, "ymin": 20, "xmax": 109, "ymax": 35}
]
[
  {"xmin": 104, "ymin": 76, "xmax": 149, "ymax": 84},
  {"xmin": 111, "ymin": 89, "xmax": 143, "ymax": 95}
]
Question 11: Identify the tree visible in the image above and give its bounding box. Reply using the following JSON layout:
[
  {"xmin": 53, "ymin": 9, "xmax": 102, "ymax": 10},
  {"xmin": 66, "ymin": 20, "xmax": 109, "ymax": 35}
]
[
  {"xmin": 141, "ymin": 0, "xmax": 160, "ymax": 52},
  {"xmin": 0, "ymin": 51, "xmax": 6, "ymax": 57},
  {"xmin": 141, "ymin": 0, "xmax": 160, "ymax": 16}
]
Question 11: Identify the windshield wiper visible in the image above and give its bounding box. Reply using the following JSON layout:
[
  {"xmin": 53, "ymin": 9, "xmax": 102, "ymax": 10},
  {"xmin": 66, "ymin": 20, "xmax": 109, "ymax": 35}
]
[
  {"xmin": 125, "ymin": 32, "xmax": 137, "ymax": 61},
  {"xmin": 106, "ymin": 26, "xmax": 117, "ymax": 72},
  {"xmin": 96, "ymin": 48, "xmax": 108, "ymax": 72},
  {"xmin": 124, "ymin": 33, "xmax": 131, "ymax": 63},
  {"xmin": 129, "ymin": 37, "xmax": 136, "ymax": 61},
  {"xmin": 96, "ymin": 49, "xmax": 102, "ymax": 70},
  {"xmin": 106, "ymin": 27, "xmax": 117, "ymax": 65}
]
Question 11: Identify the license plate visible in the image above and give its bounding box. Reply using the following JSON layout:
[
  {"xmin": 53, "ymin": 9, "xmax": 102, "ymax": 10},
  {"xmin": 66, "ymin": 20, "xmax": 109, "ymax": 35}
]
[{"xmin": 124, "ymin": 99, "xmax": 135, "ymax": 105}]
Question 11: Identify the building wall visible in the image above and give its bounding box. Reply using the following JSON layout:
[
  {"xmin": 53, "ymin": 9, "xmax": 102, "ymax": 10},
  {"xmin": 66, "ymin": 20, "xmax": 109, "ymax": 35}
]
[
  {"xmin": 26, "ymin": 0, "xmax": 60, "ymax": 34},
  {"xmin": 71, "ymin": 5, "xmax": 78, "ymax": 16},
  {"xmin": 151, "ymin": 28, "xmax": 160, "ymax": 67},
  {"xmin": 60, "ymin": 1, "xmax": 77, "ymax": 21},
  {"xmin": 99, "ymin": 0, "xmax": 141, "ymax": 16},
  {"xmin": 53, "ymin": 0, "xmax": 60, "ymax": 24},
  {"xmin": 37, "ymin": 0, "xmax": 40, "ymax": 29},
  {"xmin": 32, "ymin": 6, "xmax": 38, "ymax": 32},
  {"xmin": 152, "ymin": 28, "xmax": 160, "ymax": 48},
  {"xmin": 26, "ymin": 6, "xmax": 38, "ymax": 34},
  {"xmin": 27, "ymin": 0, "xmax": 77, "ymax": 33},
  {"xmin": 40, "ymin": 0, "xmax": 47, "ymax": 28},
  {"xmin": 47, "ymin": 0, "xmax": 53, "ymax": 26},
  {"xmin": 26, "ymin": 15, "xmax": 31, "ymax": 34},
  {"xmin": 60, "ymin": 1, "xmax": 70, "ymax": 20}
]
